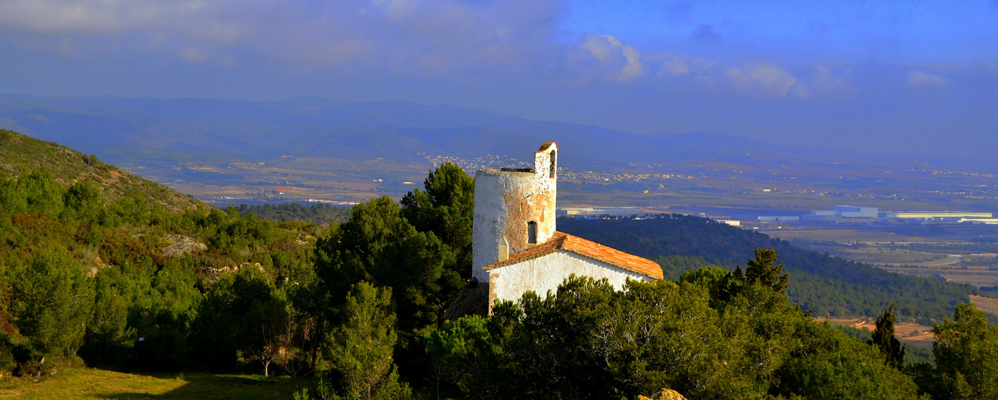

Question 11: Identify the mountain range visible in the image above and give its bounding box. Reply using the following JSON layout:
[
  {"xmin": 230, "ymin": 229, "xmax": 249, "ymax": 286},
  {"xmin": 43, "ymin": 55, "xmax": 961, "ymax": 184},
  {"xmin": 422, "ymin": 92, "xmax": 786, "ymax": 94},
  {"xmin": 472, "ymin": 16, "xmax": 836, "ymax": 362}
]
[{"xmin": 0, "ymin": 94, "xmax": 871, "ymax": 170}]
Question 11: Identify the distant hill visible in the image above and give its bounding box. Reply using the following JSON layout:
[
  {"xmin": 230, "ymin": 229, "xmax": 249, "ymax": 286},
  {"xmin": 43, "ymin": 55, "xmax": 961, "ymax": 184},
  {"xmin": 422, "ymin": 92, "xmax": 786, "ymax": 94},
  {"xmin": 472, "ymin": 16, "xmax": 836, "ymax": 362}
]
[
  {"xmin": 0, "ymin": 129, "xmax": 199, "ymax": 212},
  {"xmin": 558, "ymin": 215, "xmax": 977, "ymax": 322},
  {"xmin": 236, "ymin": 203, "xmax": 351, "ymax": 225},
  {"xmin": 0, "ymin": 95, "xmax": 841, "ymax": 170}
]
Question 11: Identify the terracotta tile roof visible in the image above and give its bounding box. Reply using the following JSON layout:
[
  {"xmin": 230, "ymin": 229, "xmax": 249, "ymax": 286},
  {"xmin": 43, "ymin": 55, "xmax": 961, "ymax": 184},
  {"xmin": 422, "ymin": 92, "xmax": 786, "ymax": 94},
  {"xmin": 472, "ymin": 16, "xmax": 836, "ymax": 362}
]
[{"xmin": 483, "ymin": 232, "xmax": 663, "ymax": 280}]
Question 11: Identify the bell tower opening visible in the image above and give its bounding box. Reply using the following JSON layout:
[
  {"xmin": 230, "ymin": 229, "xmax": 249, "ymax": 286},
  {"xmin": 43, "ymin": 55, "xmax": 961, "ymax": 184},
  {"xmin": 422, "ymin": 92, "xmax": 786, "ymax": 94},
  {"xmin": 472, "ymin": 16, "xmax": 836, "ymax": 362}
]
[{"xmin": 549, "ymin": 150, "xmax": 556, "ymax": 178}]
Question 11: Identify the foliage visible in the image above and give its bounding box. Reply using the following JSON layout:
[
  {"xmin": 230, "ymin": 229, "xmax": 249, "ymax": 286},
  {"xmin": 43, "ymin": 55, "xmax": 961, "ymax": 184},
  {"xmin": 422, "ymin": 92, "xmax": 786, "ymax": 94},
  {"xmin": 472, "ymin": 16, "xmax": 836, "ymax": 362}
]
[
  {"xmin": 6, "ymin": 248, "xmax": 93, "ymax": 365},
  {"xmin": 423, "ymin": 315, "xmax": 500, "ymax": 398},
  {"xmin": 558, "ymin": 215, "xmax": 975, "ymax": 321},
  {"xmin": 0, "ymin": 129, "xmax": 199, "ymax": 212},
  {"xmin": 871, "ymin": 304, "xmax": 906, "ymax": 370},
  {"xmin": 317, "ymin": 282, "xmax": 410, "ymax": 400},
  {"xmin": 238, "ymin": 203, "xmax": 351, "ymax": 225},
  {"xmin": 912, "ymin": 303, "xmax": 998, "ymax": 399},
  {"xmin": 314, "ymin": 196, "xmax": 458, "ymax": 341},
  {"xmin": 428, "ymin": 274, "xmax": 926, "ymax": 400},
  {"xmin": 0, "ymin": 137, "xmax": 322, "ymax": 375},
  {"xmin": 736, "ymin": 248, "xmax": 789, "ymax": 295},
  {"xmin": 188, "ymin": 267, "xmax": 289, "ymax": 374},
  {"xmin": 400, "ymin": 162, "xmax": 475, "ymax": 283}
]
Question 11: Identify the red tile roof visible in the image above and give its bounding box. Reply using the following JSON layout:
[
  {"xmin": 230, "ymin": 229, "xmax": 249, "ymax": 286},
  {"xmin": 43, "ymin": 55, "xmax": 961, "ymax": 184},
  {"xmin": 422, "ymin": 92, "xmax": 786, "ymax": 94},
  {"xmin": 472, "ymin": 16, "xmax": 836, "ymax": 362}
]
[{"xmin": 483, "ymin": 231, "xmax": 663, "ymax": 280}]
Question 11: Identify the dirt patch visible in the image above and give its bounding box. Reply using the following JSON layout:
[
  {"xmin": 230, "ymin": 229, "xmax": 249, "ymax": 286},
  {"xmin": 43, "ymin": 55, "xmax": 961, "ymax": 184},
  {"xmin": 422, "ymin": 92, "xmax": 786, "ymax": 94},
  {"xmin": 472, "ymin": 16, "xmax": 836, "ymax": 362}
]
[
  {"xmin": 822, "ymin": 317, "xmax": 935, "ymax": 349},
  {"xmin": 0, "ymin": 389, "xmax": 23, "ymax": 397},
  {"xmin": 970, "ymin": 295, "xmax": 998, "ymax": 317}
]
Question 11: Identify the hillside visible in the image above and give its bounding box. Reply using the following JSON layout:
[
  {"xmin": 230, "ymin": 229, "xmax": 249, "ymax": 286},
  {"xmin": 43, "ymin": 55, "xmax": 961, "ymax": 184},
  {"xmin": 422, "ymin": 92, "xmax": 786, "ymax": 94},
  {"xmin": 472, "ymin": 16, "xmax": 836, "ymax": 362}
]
[
  {"xmin": 0, "ymin": 129, "xmax": 323, "ymax": 375},
  {"xmin": 558, "ymin": 215, "xmax": 977, "ymax": 322},
  {"xmin": 0, "ymin": 129, "xmax": 199, "ymax": 213}
]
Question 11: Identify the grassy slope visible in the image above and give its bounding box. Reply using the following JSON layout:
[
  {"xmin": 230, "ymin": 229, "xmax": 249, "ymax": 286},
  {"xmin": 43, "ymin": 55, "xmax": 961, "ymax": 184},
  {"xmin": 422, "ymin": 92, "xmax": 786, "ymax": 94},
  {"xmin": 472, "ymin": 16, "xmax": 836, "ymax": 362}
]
[
  {"xmin": 0, "ymin": 129, "xmax": 199, "ymax": 213},
  {"xmin": 0, "ymin": 366, "xmax": 301, "ymax": 399}
]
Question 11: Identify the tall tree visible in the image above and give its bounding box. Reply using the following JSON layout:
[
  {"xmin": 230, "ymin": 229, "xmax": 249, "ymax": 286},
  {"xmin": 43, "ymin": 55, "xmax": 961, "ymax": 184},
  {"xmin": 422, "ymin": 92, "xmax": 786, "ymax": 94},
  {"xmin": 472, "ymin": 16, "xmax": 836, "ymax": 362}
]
[
  {"xmin": 315, "ymin": 196, "xmax": 459, "ymax": 338},
  {"xmin": 319, "ymin": 282, "xmax": 410, "ymax": 400},
  {"xmin": 8, "ymin": 248, "xmax": 93, "ymax": 364},
  {"xmin": 870, "ymin": 303, "xmax": 905, "ymax": 370},
  {"xmin": 930, "ymin": 303, "xmax": 998, "ymax": 399},
  {"xmin": 738, "ymin": 248, "xmax": 790, "ymax": 295},
  {"xmin": 400, "ymin": 162, "xmax": 475, "ymax": 281}
]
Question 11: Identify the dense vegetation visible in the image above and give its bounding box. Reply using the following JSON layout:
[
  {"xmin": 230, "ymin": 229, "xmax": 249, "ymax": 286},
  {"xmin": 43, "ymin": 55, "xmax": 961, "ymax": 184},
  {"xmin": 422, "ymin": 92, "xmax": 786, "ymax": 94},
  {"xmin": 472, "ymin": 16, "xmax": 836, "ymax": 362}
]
[
  {"xmin": 4, "ymin": 130, "xmax": 998, "ymax": 400},
  {"xmin": 237, "ymin": 203, "xmax": 352, "ymax": 225},
  {"xmin": 0, "ymin": 168, "xmax": 321, "ymax": 377},
  {"xmin": 559, "ymin": 216, "xmax": 977, "ymax": 322}
]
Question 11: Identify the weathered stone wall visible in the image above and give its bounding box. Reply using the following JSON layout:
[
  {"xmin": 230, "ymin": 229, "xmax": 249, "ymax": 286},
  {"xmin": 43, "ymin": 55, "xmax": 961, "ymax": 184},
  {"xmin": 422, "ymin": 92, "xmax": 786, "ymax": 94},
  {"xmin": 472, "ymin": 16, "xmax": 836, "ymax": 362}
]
[
  {"xmin": 487, "ymin": 251, "xmax": 651, "ymax": 306},
  {"xmin": 471, "ymin": 143, "xmax": 558, "ymax": 282}
]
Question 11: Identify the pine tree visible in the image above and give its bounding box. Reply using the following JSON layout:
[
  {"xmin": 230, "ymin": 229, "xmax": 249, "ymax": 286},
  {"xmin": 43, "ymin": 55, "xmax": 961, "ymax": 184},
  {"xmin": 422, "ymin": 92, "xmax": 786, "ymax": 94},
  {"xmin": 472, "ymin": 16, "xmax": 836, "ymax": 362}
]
[
  {"xmin": 930, "ymin": 303, "xmax": 998, "ymax": 399},
  {"xmin": 321, "ymin": 282, "xmax": 410, "ymax": 400},
  {"xmin": 743, "ymin": 248, "xmax": 789, "ymax": 295},
  {"xmin": 870, "ymin": 303, "xmax": 905, "ymax": 370}
]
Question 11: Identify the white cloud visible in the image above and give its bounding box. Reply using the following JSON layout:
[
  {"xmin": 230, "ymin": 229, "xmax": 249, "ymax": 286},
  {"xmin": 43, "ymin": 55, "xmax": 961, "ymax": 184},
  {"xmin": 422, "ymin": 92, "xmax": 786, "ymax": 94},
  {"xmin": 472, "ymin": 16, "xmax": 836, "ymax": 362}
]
[
  {"xmin": 907, "ymin": 70, "xmax": 949, "ymax": 88},
  {"xmin": 648, "ymin": 53, "xmax": 715, "ymax": 77},
  {"xmin": 644, "ymin": 52, "xmax": 856, "ymax": 100},
  {"xmin": 579, "ymin": 34, "xmax": 645, "ymax": 83},
  {"xmin": 725, "ymin": 63, "xmax": 800, "ymax": 98},
  {"xmin": 0, "ymin": 0, "xmax": 563, "ymax": 74}
]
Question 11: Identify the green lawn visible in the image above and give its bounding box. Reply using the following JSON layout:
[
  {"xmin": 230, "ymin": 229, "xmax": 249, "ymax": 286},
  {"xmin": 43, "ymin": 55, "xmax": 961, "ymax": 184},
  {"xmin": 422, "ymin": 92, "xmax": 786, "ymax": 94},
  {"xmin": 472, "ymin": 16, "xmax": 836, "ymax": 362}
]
[{"xmin": 0, "ymin": 366, "xmax": 303, "ymax": 399}]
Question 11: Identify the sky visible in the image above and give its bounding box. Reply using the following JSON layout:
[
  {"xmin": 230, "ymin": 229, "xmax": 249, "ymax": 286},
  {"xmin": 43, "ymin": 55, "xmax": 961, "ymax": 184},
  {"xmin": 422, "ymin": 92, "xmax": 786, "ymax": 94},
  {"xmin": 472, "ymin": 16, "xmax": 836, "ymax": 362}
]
[{"xmin": 1, "ymin": 0, "xmax": 997, "ymax": 160}]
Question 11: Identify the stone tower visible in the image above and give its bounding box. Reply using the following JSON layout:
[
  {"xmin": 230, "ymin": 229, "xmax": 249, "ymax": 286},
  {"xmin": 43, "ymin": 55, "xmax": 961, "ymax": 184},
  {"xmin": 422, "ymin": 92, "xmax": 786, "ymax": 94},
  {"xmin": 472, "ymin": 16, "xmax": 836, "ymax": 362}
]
[{"xmin": 471, "ymin": 142, "xmax": 558, "ymax": 282}]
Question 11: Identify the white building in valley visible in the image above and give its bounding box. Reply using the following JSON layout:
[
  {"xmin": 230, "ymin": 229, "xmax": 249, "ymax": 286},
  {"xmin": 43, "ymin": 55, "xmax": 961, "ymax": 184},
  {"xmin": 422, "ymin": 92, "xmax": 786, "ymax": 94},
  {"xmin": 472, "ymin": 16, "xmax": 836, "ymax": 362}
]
[{"xmin": 472, "ymin": 142, "xmax": 662, "ymax": 311}]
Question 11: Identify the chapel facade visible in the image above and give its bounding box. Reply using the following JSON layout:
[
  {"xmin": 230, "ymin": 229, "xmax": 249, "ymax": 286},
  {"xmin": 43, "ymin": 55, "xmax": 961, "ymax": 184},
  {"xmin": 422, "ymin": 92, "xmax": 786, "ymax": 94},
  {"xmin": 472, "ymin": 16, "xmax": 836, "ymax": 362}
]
[{"xmin": 472, "ymin": 142, "xmax": 662, "ymax": 310}]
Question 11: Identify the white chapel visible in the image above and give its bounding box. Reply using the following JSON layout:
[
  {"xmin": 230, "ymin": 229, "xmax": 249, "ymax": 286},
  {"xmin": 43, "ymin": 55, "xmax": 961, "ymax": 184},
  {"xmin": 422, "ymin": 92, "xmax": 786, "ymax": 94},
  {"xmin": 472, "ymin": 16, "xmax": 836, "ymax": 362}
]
[{"xmin": 471, "ymin": 142, "xmax": 662, "ymax": 310}]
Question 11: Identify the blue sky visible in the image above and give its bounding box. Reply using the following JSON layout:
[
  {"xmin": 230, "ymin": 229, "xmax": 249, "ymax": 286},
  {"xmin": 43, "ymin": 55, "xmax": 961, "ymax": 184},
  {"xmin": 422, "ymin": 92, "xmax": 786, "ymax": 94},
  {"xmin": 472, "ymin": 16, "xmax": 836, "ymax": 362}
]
[{"xmin": 0, "ymin": 0, "xmax": 996, "ymax": 159}]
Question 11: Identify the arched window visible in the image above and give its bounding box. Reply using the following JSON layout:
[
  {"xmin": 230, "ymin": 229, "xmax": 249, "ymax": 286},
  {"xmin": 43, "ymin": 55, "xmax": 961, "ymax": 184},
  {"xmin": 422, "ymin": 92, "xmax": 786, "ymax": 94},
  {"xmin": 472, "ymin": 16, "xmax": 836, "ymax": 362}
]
[
  {"xmin": 549, "ymin": 150, "xmax": 557, "ymax": 178},
  {"xmin": 527, "ymin": 221, "xmax": 537, "ymax": 244}
]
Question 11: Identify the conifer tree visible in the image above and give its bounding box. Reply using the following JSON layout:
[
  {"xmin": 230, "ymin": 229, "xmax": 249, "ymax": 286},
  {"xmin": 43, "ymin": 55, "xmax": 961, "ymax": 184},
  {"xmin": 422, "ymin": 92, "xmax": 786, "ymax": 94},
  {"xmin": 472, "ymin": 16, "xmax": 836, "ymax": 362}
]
[
  {"xmin": 742, "ymin": 248, "xmax": 789, "ymax": 295},
  {"xmin": 871, "ymin": 303, "xmax": 905, "ymax": 370},
  {"xmin": 320, "ymin": 282, "xmax": 410, "ymax": 400},
  {"xmin": 930, "ymin": 303, "xmax": 998, "ymax": 399},
  {"xmin": 400, "ymin": 162, "xmax": 475, "ymax": 281}
]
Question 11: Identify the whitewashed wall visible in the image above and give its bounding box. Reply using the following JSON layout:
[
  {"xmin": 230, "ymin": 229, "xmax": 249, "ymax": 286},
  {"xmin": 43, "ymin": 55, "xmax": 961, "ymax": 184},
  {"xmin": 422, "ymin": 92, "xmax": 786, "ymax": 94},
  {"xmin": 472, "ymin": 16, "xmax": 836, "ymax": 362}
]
[{"xmin": 487, "ymin": 251, "xmax": 650, "ymax": 306}]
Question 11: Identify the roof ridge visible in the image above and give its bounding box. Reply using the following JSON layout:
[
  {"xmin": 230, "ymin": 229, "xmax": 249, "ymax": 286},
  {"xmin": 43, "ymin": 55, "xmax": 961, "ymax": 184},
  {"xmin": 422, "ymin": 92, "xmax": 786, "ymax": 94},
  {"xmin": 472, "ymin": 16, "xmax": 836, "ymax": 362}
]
[{"xmin": 483, "ymin": 232, "xmax": 662, "ymax": 280}]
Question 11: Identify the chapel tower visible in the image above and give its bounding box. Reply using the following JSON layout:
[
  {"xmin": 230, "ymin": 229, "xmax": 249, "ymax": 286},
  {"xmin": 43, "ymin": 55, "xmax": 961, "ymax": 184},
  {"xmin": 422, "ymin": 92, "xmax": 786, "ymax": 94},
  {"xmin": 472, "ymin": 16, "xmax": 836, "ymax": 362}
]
[{"xmin": 471, "ymin": 142, "xmax": 558, "ymax": 282}]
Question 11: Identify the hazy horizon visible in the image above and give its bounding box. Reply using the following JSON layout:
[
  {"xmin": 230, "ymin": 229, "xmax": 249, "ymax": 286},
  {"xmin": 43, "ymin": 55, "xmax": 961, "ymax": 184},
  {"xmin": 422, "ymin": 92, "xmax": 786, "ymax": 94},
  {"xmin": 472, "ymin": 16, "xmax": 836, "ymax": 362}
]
[{"xmin": 1, "ymin": 0, "xmax": 997, "ymax": 161}]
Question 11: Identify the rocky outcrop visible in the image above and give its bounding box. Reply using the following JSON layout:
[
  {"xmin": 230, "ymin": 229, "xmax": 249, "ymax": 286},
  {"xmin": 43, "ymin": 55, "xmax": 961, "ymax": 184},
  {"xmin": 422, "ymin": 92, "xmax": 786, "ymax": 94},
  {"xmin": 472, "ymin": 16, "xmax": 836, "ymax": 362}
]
[
  {"xmin": 200, "ymin": 262, "xmax": 266, "ymax": 282},
  {"xmin": 162, "ymin": 234, "xmax": 207, "ymax": 257},
  {"xmin": 85, "ymin": 256, "xmax": 107, "ymax": 278}
]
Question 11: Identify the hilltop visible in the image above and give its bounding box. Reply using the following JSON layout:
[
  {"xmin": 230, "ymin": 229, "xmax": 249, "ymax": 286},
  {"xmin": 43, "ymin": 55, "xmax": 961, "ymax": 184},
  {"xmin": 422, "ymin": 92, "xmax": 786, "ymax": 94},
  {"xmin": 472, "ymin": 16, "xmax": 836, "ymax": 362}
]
[{"xmin": 0, "ymin": 129, "xmax": 199, "ymax": 213}]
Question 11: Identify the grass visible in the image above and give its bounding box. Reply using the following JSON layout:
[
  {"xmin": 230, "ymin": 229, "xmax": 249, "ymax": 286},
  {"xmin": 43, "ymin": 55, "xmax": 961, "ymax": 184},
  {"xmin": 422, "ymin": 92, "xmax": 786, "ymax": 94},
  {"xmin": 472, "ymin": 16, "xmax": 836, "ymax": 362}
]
[{"xmin": 0, "ymin": 365, "xmax": 303, "ymax": 399}]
